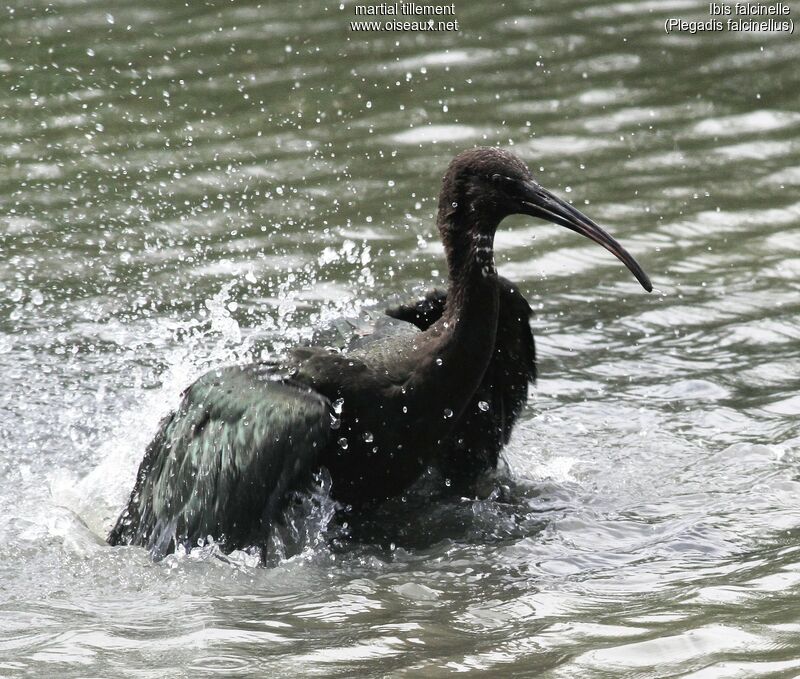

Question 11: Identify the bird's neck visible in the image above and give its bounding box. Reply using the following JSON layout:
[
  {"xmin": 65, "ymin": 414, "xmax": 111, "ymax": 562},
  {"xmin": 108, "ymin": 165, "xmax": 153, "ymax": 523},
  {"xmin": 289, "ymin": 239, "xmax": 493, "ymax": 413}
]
[
  {"xmin": 439, "ymin": 220, "xmax": 500, "ymax": 371},
  {"xmin": 407, "ymin": 218, "xmax": 500, "ymax": 435},
  {"xmin": 443, "ymin": 225, "xmax": 497, "ymax": 317}
]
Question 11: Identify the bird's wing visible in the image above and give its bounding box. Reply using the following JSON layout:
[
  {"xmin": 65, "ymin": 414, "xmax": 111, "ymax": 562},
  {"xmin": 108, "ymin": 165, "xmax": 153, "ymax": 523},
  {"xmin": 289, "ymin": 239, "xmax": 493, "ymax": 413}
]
[
  {"xmin": 108, "ymin": 364, "xmax": 332, "ymax": 558},
  {"xmin": 385, "ymin": 288, "xmax": 448, "ymax": 331},
  {"xmin": 312, "ymin": 309, "xmax": 420, "ymax": 352},
  {"xmin": 308, "ymin": 287, "xmax": 446, "ymax": 352},
  {"xmin": 499, "ymin": 278, "xmax": 536, "ymax": 388}
]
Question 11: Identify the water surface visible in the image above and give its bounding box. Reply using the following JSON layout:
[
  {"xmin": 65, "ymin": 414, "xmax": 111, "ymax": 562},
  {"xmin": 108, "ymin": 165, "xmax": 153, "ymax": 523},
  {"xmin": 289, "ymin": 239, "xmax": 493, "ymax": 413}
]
[{"xmin": 2, "ymin": 0, "xmax": 799, "ymax": 676}]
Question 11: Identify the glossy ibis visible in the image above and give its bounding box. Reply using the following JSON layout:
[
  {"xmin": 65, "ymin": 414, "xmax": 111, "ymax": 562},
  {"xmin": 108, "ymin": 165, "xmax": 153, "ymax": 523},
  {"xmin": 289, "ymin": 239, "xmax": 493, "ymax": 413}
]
[{"xmin": 108, "ymin": 147, "xmax": 651, "ymax": 558}]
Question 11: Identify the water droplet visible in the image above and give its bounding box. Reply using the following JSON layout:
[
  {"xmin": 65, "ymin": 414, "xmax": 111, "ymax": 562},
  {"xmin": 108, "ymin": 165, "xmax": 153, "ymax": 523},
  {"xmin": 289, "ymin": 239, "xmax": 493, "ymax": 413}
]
[
  {"xmin": 333, "ymin": 398, "xmax": 344, "ymax": 414},
  {"xmin": 435, "ymin": 357, "xmax": 443, "ymax": 366},
  {"xmin": 444, "ymin": 478, "xmax": 451, "ymax": 487},
  {"xmin": 329, "ymin": 413, "xmax": 341, "ymax": 430},
  {"xmin": 402, "ymin": 406, "xmax": 408, "ymax": 414},
  {"xmin": 30, "ymin": 290, "xmax": 44, "ymax": 306},
  {"xmin": 337, "ymin": 437, "xmax": 348, "ymax": 450},
  {"xmin": 443, "ymin": 408, "xmax": 453, "ymax": 419},
  {"xmin": 363, "ymin": 431, "xmax": 374, "ymax": 443},
  {"xmin": 478, "ymin": 400, "xmax": 489, "ymax": 412},
  {"xmin": 451, "ymin": 201, "xmax": 458, "ymax": 208}
]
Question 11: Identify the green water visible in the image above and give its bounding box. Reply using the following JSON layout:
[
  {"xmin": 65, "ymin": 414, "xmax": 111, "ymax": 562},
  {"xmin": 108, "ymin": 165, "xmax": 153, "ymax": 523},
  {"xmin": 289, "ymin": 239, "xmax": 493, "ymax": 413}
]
[{"xmin": 2, "ymin": 0, "xmax": 800, "ymax": 675}]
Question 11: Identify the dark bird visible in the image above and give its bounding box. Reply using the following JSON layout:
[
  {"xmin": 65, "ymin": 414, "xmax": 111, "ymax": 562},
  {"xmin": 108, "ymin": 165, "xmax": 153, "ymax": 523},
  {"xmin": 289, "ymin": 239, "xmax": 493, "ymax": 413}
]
[
  {"xmin": 320, "ymin": 275, "xmax": 538, "ymax": 492},
  {"xmin": 108, "ymin": 147, "xmax": 651, "ymax": 559}
]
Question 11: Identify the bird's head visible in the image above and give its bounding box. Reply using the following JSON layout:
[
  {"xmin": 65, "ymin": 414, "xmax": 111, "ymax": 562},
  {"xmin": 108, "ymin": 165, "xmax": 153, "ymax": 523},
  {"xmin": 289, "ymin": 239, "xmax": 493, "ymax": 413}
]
[{"xmin": 437, "ymin": 147, "xmax": 652, "ymax": 291}]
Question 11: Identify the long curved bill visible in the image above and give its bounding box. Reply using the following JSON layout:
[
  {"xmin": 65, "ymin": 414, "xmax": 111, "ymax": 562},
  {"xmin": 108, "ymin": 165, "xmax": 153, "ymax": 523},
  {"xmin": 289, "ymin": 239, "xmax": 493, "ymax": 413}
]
[{"xmin": 519, "ymin": 181, "xmax": 652, "ymax": 292}]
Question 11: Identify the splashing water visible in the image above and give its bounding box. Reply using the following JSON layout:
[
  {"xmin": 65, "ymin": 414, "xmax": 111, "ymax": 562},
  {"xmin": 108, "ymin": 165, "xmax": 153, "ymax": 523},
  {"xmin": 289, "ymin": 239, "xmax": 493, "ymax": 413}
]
[{"xmin": 1, "ymin": 0, "xmax": 799, "ymax": 676}]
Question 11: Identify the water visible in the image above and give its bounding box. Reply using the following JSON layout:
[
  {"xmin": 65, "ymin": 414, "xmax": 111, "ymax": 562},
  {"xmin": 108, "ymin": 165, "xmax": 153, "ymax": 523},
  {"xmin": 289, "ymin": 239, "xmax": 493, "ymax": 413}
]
[{"xmin": 2, "ymin": 0, "xmax": 799, "ymax": 675}]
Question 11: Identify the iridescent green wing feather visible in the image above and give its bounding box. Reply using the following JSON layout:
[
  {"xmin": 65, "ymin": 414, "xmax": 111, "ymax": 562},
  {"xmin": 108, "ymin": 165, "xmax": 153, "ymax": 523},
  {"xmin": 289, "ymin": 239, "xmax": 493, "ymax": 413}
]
[{"xmin": 108, "ymin": 364, "xmax": 332, "ymax": 558}]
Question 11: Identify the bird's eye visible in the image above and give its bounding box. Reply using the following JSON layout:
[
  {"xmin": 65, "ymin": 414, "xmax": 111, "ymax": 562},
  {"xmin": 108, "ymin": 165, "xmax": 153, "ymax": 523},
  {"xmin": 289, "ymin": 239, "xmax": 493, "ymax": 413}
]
[{"xmin": 490, "ymin": 174, "xmax": 517, "ymax": 191}]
